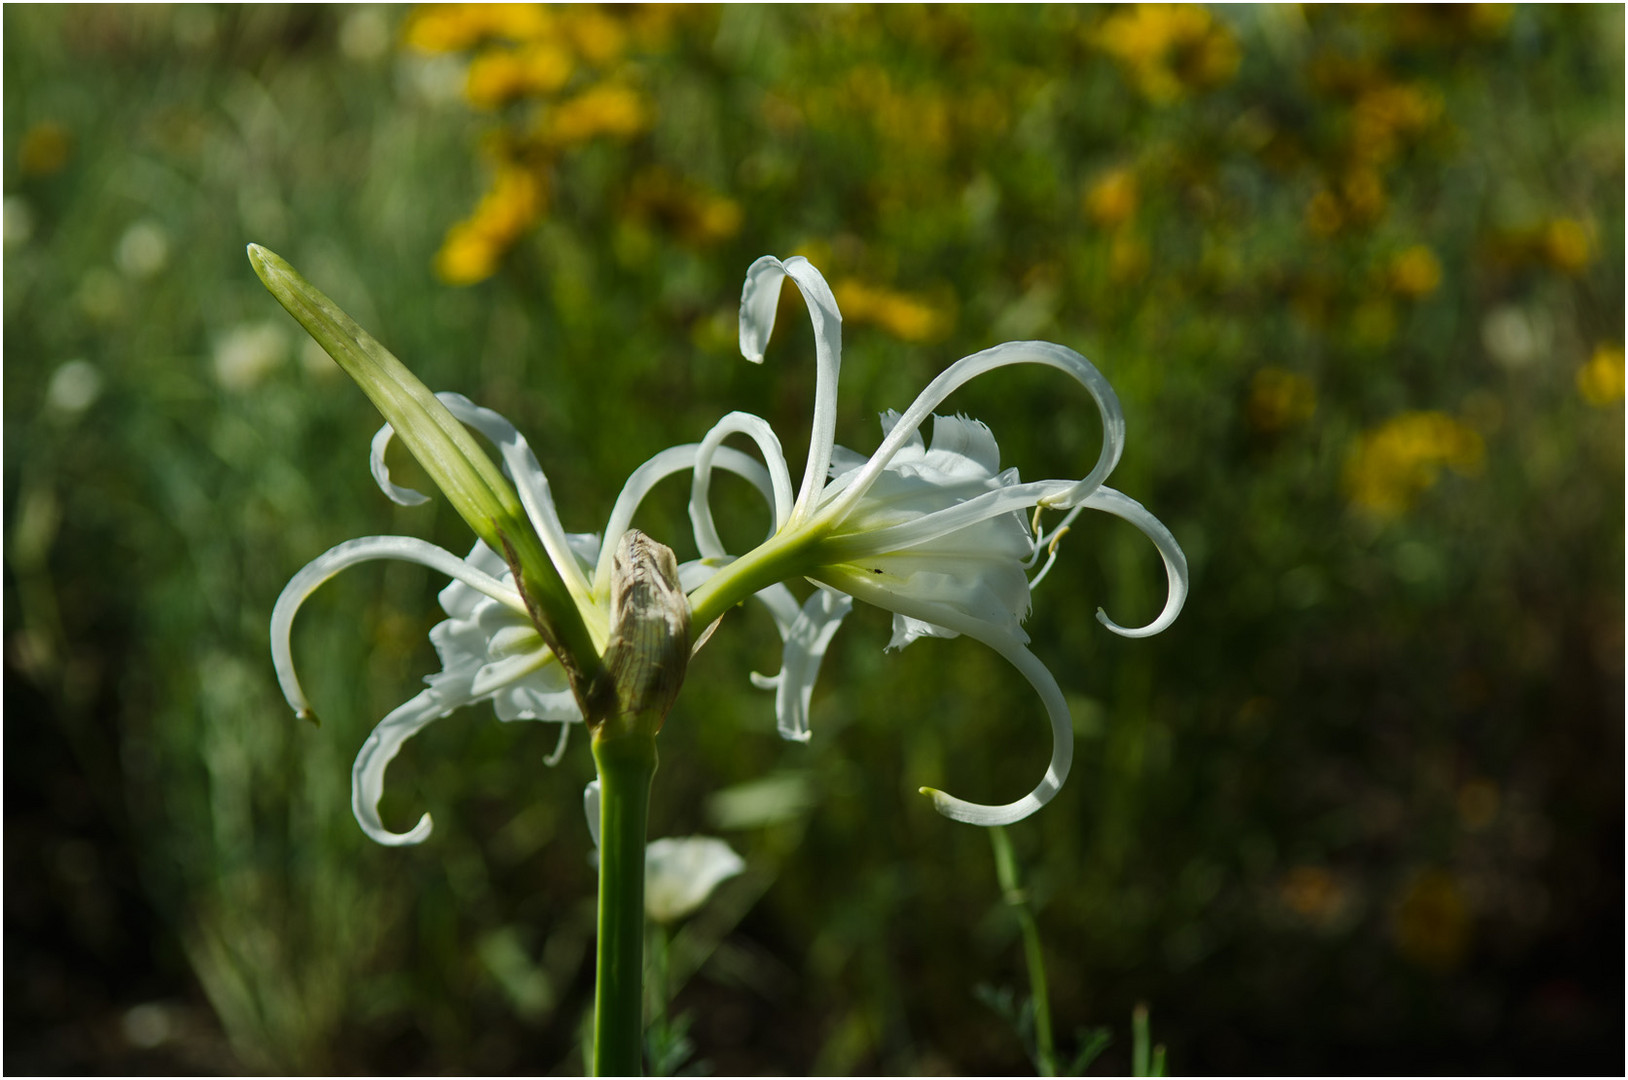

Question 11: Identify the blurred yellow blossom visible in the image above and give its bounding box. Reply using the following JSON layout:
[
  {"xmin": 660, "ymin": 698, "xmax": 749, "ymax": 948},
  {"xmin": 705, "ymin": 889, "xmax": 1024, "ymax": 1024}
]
[
  {"xmin": 1094, "ymin": 4, "xmax": 1240, "ymax": 103},
  {"xmin": 1341, "ymin": 168, "xmax": 1387, "ymax": 223},
  {"xmin": 464, "ymin": 42, "xmax": 574, "ymax": 108},
  {"xmin": 831, "ymin": 279, "xmax": 953, "ymax": 343},
  {"xmin": 434, "ymin": 164, "xmax": 546, "ymax": 286},
  {"xmin": 1389, "ymin": 244, "xmax": 1442, "ymax": 298},
  {"xmin": 1392, "ymin": 868, "xmax": 1471, "ymax": 972},
  {"xmin": 1280, "ymin": 866, "xmax": 1349, "ymax": 928},
  {"xmin": 540, "ymin": 83, "xmax": 648, "ymax": 145},
  {"xmin": 1084, "ymin": 167, "xmax": 1139, "ymax": 229},
  {"xmin": 403, "ymin": 3, "xmax": 553, "ymax": 52},
  {"xmin": 1351, "ymin": 82, "xmax": 1442, "ymax": 163},
  {"xmin": 19, "ymin": 122, "xmax": 71, "ymax": 176},
  {"xmin": 1345, "ymin": 411, "xmax": 1484, "ymax": 517},
  {"xmin": 1576, "ymin": 344, "xmax": 1625, "ymax": 407},
  {"xmin": 1541, "ymin": 217, "xmax": 1592, "ymax": 274},
  {"xmin": 624, "ymin": 169, "xmax": 742, "ymax": 247},
  {"xmin": 1304, "ymin": 189, "xmax": 1343, "ymax": 237},
  {"xmin": 554, "ymin": 6, "xmax": 627, "ymax": 65},
  {"xmin": 1456, "ymin": 779, "xmax": 1500, "ymax": 831},
  {"xmin": 1247, "ymin": 368, "xmax": 1317, "ymax": 433},
  {"xmin": 1109, "ymin": 232, "xmax": 1151, "ymax": 283}
]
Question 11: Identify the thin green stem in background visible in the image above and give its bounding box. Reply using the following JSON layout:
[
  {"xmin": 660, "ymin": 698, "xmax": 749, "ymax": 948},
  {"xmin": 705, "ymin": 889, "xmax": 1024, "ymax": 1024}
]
[
  {"xmin": 1132, "ymin": 1002, "xmax": 1166, "ymax": 1077},
  {"xmin": 990, "ymin": 825, "xmax": 1057, "ymax": 1077},
  {"xmin": 592, "ymin": 728, "xmax": 658, "ymax": 1077}
]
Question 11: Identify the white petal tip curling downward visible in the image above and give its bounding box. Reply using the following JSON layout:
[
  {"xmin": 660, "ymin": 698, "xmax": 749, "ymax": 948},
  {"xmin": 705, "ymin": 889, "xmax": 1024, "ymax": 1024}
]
[
  {"xmin": 366, "ymin": 813, "xmax": 433, "ymax": 847},
  {"xmin": 919, "ymin": 786, "xmax": 1044, "ymax": 828}
]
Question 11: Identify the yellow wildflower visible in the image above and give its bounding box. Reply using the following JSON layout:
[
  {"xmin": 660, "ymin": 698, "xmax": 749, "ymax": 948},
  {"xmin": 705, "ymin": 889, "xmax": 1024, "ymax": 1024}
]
[
  {"xmin": 1345, "ymin": 411, "xmax": 1484, "ymax": 517},
  {"xmin": 1541, "ymin": 217, "xmax": 1591, "ymax": 274},
  {"xmin": 1576, "ymin": 344, "xmax": 1625, "ymax": 407},
  {"xmin": 831, "ymin": 279, "xmax": 953, "ymax": 343},
  {"xmin": 19, "ymin": 122, "xmax": 71, "ymax": 177},
  {"xmin": 464, "ymin": 42, "xmax": 574, "ymax": 109},
  {"xmin": 1094, "ymin": 4, "xmax": 1240, "ymax": 104},
  {"xmin": 403, "ymin": 3, "xmax": 553, "ymax": 53},
  {"xmin": 1351, "ymin": 81, "xmax": 1442, "ymax": 164},
  {"xmin": 625, "ymin": 169, "xmax": 743, "ymax": 247},
  {"xmin": 1084, "ymin": 167, "xmax": 1139, "ymax": 229},
  {"xmin": 1392, "ymin": 869, "xmax": 1471, "ymax": 973},
  {"xmin": 1389, "ymin": 245, "xmax": 1442, "ymax": 298},
  {"xmin": 1341, "ymin": 168, "xmax": 1387, "ymax": 224},
  {"xmin": 1108, "ymin": 232, "xmax": 1150, "ymax": 283},
  {"xmin": 434, "ymin": 165, "xmax": 546, "ymax": 286},
  {"xmin": 556, "ymin": 6, "xmax": 627, "ymax": 66},
  {"xmin": 540, "ymin": 83, "xmax": 649, "ymax": 146},
  {"xmin": 1304, "ymin": 189, "xmax": 1342, "ymax": 237},
  {"xmin": 1280, "ymin": 866, "xmax": 1348, "ymax": 928},
  {"xmin": 1247, "ymin": 368, "xmax": 1317, "ymax": 433}
]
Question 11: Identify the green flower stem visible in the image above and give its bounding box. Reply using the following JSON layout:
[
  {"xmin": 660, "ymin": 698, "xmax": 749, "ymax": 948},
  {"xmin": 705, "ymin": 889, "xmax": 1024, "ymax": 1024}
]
[
  {"xmin": 990, "ymin": 825, "xmax": 1057, "ymax": 1077},
  {"xmin": 592, "ymin": 726, "xmax": 657, "ymax": 1077},
  {"xmin": 685, "ymin": 529, "xmax": 820, "ymax": 636}
]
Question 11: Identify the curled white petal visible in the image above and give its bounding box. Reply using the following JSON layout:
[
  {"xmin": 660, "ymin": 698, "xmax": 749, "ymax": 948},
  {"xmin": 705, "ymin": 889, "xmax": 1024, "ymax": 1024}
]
[
  {"xmin": 351, "ymin": 687, "xmax": 459, "ymax": 846},
  {"xmin": 813, "ymin": 569, "xmax": 1072, "ymax": 827},
  {"xmin": 749, "ymin": 588, "xmax": 854, "ymax": 742},
  {"xmin": 593, "ymin": 442, "xmax": 783, "ymax": 596},
  {"xmin": 370, "ymin": 422, "xmax": 431, "ymax": 506},
  {"xmin": 738, "ymin": 255, "xmax": 844, "ymax": 525},
  {"xmin": 691, "ymin": 412, "xmax": 796, "ymax": 559},
  {"xmin": 437, "ymin": 392, "xmax": 593, "ymax": 601},
  {"xmin": 816, "ymin": 340, "xmax": 1125, "ymax": 530},
  {"xmin": 1080, "ymin": 486, "xmax": 1189, "ymax": 638},
  {"xmin": 271, "ymin": 535, "xmax": 525, "ymax": 719}
]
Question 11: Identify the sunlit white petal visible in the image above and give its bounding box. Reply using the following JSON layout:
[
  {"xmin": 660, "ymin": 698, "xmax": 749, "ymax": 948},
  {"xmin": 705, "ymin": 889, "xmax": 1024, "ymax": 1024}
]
[
  {"xmin": 643, "ymin": 836, "xmax": 746, "ymax": 924},
  {"xmin": 370, "ymin": 422, "xmax": 431, "ymax": 506},
  {"xmin": 739, "ymin": 255, "xmax": 844, "ymax": 524},
  {"xmin": 272, "ymin": 535, "xmax": 525, "ymax": 719}
]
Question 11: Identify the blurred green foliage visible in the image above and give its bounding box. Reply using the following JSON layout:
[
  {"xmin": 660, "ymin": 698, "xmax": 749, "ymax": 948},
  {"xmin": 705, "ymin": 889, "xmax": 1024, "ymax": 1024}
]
[{"xmin": 4, "ymin": 5, "xmax": 1622, "ymax": 1075}]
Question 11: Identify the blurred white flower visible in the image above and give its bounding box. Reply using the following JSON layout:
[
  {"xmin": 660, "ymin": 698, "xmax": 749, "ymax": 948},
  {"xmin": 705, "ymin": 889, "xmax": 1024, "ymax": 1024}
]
[
  {"xmin": 584, "ymin": 780, "xmax": 747, "ymax": 924},
  {"xmin": 116, "ymin": 219, "xmax": 170, "ymax": 280},
  {"xmin": 46, "ymin": 359, "xmax": 103, "ymax": 414},
  {"xmin": 212, "ymin": 321, "xmax": 288, "ymax": 391},
  {"xmin": 340, "ymin": 7, "xmax": 390, "ymax": 62},
  {"xmin": 4, "ymin": 196, "xmax": 34, "ymax": 248}
]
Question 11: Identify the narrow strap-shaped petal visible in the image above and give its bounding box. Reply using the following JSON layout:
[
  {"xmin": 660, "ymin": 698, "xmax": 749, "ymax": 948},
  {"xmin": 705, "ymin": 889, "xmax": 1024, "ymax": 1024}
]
[
  {"xmin": 810, "ymin": 569, "xmax": 1073, "ymax": 827},
  {"xmin": 814, "ymin": 340, "xmax": 1125, "ymax": 531},
  {"xmin": 272, "ymin": 535, "xmax": 526, "ymax": 720},
  {"xmin": 351, "ymin": 686, "xmax": 460, "ymax": 846},
  {"xmin": 370, "ymin": 422, "xmax": 431, "ymax": 506},
  {"xmin": 1079, "ymin": 486, "xmax": 1189, "ymax": 638},
  {"xmin": 691, "ymin": 412, "xmax": 796, "ymax": 560},
  {"xmin": 747, "ymin": 588, "xmax": 854, "ymax": 742},
  {"xmin": 593, "ymin": 443, "xmax": 783, "ymax": 596},
  {"xmin": 819, "ymin": 478, "xmax": 1074, "ymax": 560},
  {"xmin": 738, "ymin": 256, "xmax": 844, "ymax": 525},
  {"xmin": 436, "ymin": 392, "xmax": 594, "ymax": 601}
]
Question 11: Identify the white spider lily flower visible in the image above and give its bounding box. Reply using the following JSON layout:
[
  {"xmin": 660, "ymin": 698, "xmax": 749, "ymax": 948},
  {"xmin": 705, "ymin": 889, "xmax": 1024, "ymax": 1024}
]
[
  {"xmin": 684, "ymin": 255, "xmax": 1189, "ymax": 828},
  {"xmin": 584, "ymin": 781, "xmax": 746, "ymax": 924},
  {"xmin": 273, "ymin": 392, "xmax": 778, "ymax": 846}
]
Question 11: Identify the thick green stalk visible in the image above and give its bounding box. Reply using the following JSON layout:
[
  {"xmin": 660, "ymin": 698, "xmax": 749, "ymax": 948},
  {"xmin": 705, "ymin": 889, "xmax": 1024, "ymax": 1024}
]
[
  {"xmin": 592, "ymin": 728, "xmax": 657, "ymax": 1077},
  {"xmin": 590, "ymin": 531, "xmax": 690, "ymax": 1077},
  {"xmin": 990, "ymin": 825, "xmax": 1057, "ymax": 1077}
]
